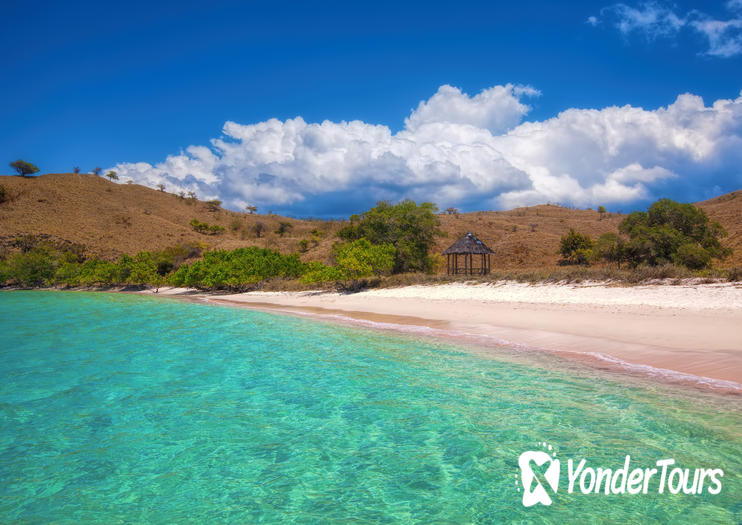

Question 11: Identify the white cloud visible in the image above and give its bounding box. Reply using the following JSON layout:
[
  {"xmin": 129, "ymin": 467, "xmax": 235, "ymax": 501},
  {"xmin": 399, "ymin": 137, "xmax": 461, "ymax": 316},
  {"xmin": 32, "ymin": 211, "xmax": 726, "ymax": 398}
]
[
  {"xmin": 691, "ymin": 18, "xmax": 742, "ymax": 57},
  {"xmin": 604, "ymin": 2, "xmax": 685, "ymax": 38},
  {"xmin": 593, "ymin": 1, "xmax": 742, "ymax": 57},
  {"xmin": 404, "ymin": 84, "xmax": 539, "ymax": 134},
  {"xmin": 111, "ymin": 86, "xmax": 742, "ymax": 216}
]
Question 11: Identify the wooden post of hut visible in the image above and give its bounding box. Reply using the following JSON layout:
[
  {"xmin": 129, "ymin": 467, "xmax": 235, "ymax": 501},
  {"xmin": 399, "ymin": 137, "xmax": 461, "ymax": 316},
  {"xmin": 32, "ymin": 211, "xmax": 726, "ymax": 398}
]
[{"xmin": 443, "ymin": 232, "xmax": 494, "ymax": 275}]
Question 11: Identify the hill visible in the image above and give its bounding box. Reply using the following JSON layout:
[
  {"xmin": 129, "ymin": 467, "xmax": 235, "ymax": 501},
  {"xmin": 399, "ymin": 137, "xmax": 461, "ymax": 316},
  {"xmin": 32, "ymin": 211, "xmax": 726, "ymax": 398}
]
[{"xmin": 1, "ymin": 173, "xmax": 740, "ymax": 271}]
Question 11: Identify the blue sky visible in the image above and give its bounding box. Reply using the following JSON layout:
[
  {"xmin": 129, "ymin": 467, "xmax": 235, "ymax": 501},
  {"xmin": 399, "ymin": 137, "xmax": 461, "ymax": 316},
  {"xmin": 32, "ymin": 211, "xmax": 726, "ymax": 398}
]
[{"xmin": 2, "ymin": 0, "xmax": 742, "ymax": 216}]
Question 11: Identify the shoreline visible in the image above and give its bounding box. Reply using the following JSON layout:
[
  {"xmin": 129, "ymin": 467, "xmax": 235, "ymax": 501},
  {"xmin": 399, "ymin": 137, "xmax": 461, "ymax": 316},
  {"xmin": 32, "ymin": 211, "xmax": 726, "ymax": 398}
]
[{"xmin": 143, "ymin": 281, "xmax": 742, "ymax": 394}]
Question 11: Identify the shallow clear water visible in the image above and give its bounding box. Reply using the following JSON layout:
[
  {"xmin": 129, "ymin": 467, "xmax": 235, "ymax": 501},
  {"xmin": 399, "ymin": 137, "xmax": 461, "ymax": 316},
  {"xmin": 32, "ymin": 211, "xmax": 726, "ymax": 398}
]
[{"xmin": 0, "ymin": 291, "xmax": 740, "ymax": 523}]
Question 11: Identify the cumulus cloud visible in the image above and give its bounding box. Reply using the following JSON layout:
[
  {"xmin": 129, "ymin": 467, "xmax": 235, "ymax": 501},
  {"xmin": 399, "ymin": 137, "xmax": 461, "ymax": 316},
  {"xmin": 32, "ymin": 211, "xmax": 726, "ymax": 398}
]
[
  {"xmin": 111, "ymin": 85, "xmax": 742, "ymax": 217},
  {"xmin": 593, "ymin": 1, "xmax": 742, "ymax": 57},
  {"xmin": 404, "ymin": 84, "xmax": 539, "ymax": 133}
]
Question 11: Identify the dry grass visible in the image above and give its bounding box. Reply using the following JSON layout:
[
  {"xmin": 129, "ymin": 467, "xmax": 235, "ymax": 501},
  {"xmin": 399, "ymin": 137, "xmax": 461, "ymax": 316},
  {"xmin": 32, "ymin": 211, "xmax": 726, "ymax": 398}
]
[{"xmin": 0, "ymin": 173, "xmax": 344, "ymax": 263}]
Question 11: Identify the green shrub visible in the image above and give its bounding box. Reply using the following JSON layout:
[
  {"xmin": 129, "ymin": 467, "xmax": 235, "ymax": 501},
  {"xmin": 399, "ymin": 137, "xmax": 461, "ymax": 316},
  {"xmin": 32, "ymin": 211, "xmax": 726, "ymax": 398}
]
[
  {"xmin": 190, "ymin": 218, "xmax": 224, "ymax": 235},
  {"xmin": 559, "ymin": 229, "xmax": 593, "ymax": 265},
  {"xmin": 4, "ymin": 246, "xmax": 57, "ymax": 286},
  {"xmin": 168, "ymin": 247, "xmax": 305, "ymax": 290}
]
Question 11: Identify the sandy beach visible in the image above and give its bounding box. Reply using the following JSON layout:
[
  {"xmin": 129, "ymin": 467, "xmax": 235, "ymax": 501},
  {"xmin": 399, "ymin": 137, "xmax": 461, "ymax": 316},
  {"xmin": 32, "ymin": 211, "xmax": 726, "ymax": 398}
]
[{"xmin": 153, "ymin": 281, "xmax": 742, "ymax": 391}]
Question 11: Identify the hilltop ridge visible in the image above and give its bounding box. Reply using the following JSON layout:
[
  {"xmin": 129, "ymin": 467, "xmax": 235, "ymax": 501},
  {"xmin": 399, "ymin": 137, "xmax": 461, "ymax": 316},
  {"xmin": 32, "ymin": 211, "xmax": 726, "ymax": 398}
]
[{"xmin": 1, "ymin": 173, "xmax": 740, "ymax": 270}]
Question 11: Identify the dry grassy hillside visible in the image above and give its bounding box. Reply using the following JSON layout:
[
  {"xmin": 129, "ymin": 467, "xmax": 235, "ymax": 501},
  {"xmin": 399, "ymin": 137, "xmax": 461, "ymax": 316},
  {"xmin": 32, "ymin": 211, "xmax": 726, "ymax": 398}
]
[
  {"xmin": 696, "ymin": 190, "xmax": 742, "ymax": 267},
  {"xmin": 1, "ymin": 173, "xmax": 739, "ymax": 271},
  {"xmin": 0, "ymin": 174, "xmax": 343, "ymax": 262}
]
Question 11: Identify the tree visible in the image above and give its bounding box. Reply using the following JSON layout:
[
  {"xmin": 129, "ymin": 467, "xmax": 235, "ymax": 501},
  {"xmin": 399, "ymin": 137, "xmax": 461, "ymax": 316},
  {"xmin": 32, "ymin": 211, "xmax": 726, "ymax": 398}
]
[
  {"xmin": 93, "ymin": 167, "xmax": 102, "ymax": 176},
  {"xmin": 105, "ymin": 171, "xmax": 119, "ymax": 181},
  {"xmin": 205, "ymin": 199, "xmax": 221, "ymax": 210},
  {"xmin": 245, "ymin": 205, "xmax": 257, "ymax": 214},
  {"xmin": 617, "ymin": 199, "xmax": 730, "ymax": 268},
  {"xmin": 157, "ymin": 183, "xmax": 166, "ymax": 192},
  {"xmin": 73, "ymin": 166, "xmax": 80, "ymax": 174},
  {"xmin": 337, "ymin": 200, "xmax": 443, "ymax": 273},
  {"xmin": 252, "ymin": 221, "xmax": 267, "ymax": 238},
  {"xmin": 597, "ymin": 205, "xmax": 607, "ymax": 220},
  {"xmin": 10, "ymin": 160, "xmax": 39, "ymax": 177},
  {"xmin": 445, "ymin": 207, "xmax": 459, "ymax": 216},
  {"xmin": 559, "ymin": 228, "xmax": 593, "ymax": 265},
  {"xmin": 275, "ymin": 221, "xmax": 293, "ymax": 237}
]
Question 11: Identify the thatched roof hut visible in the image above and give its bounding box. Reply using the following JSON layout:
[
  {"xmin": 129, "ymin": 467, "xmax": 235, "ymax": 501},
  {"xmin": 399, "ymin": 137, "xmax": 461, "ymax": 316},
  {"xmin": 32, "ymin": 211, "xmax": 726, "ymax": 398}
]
[{"xmin": 443, "ymin": 232, "xmax": 494, "ymax": 275}]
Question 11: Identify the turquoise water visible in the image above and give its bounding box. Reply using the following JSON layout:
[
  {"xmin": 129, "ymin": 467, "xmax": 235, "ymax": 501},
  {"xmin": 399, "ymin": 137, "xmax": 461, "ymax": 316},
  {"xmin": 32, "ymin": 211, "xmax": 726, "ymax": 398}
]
[{"xmin": 0, "ymin": 291, "xmax": 740, "ymax": 523}]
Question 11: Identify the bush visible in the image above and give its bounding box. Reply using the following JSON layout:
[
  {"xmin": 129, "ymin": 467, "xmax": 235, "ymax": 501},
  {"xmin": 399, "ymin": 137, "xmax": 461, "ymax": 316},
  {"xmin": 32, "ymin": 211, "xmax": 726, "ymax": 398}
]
[
  {"xmin": 0, "ymin": 184, "xmax": 7, "ymax": 204},
  {"xmin": 168, "ymin": 247, "xmax": 305, "ymax": 290},
  {"xmin": 4, "ymin": 245, "xmax": 57, "ymax": 286},
  {"xmin": 559, "ymin": 229, "xmax": 593, "ymax": 265},
  {"xmin": 190, "ymin": 218, "xmax": 224, "ymax": 235}
]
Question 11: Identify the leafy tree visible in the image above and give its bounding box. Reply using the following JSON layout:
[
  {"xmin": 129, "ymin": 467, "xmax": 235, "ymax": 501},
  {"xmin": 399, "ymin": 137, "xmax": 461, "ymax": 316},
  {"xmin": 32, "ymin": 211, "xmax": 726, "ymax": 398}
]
[
  {"xmin": 597, "ymin": 205, "xmax": 607, "ymax": 220},
  {"xmin": 73, "ymin": 166, "xmax": 80, "ymax": 174},
  {"xmin": 105, "ymin": 171, "xmax": 119, "ymax": 181},
  {"xmin": 275, "ymin": 221, "xmax": 293, "ymax": 237},
  {"xmin": 618, "ymin": 199, "xmax": 730, "ymax": 268},
  {"xmin": 559, "ymin": 228, "xmax": 593, "ymax": 265},
  {"xmin": 445, "ymin": 207, "xmax": 459, "ymax": 216},
  {"xmin": 10, "ymin": 159, "xmax": 39, "ymax": 177},
  {"xmin": 93, "ymin": 167, "xmax": 102, "ymax": 176},
  {"xmin": 157, "ymin": 183, "xmax": 166, "ymax": 192},
  {"xmin": 205, "ymin": 199, "xmax": 221, "ymax": 210},
  {"xmin": 245, "ymin": 205, "xmax": 257, "ymax": 214},
  {"xmin": 337, "ymin": 200, "xmax": 443, "ymax": 273}
]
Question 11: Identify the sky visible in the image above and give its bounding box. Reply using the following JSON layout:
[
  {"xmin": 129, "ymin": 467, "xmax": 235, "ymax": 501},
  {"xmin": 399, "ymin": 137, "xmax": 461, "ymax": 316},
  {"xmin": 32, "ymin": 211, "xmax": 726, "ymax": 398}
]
[{"xmin": 2, "ymin": 0, "xmax": 742, "ymax": 217}]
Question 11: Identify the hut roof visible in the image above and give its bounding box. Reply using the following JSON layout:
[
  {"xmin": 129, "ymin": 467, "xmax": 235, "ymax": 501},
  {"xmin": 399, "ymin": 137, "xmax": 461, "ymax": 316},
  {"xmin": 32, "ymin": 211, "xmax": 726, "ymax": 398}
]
[{"xmin": 443, "ymin": 232, "xmax": 494, "ymax": 255}]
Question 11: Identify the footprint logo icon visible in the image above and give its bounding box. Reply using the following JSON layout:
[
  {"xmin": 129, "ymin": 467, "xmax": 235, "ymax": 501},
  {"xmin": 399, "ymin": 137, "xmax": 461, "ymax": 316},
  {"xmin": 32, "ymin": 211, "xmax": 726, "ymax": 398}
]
[{"xmin": 517, "ymin": 442, "xmax": 560, "ymax": 507}]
